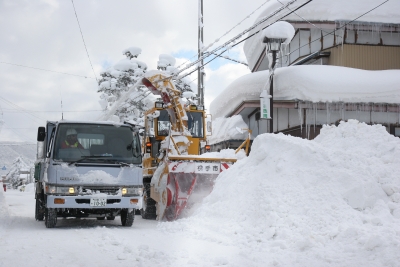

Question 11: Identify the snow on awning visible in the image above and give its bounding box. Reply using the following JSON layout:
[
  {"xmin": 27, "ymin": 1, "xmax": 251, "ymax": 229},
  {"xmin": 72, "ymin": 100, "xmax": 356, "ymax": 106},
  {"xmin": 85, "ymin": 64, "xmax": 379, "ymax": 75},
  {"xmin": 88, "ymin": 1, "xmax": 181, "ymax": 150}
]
[{"xmin": 210, "ymin": 65, "xmax": 400, "ymax": 118}]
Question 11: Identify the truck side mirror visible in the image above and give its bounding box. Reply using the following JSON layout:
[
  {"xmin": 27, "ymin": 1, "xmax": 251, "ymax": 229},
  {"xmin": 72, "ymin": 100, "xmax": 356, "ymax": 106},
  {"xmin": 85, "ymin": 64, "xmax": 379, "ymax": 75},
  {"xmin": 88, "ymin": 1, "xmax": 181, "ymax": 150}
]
[{"xmin": 37, "ymin": 127, "xmax": 46, "ymax": 142}]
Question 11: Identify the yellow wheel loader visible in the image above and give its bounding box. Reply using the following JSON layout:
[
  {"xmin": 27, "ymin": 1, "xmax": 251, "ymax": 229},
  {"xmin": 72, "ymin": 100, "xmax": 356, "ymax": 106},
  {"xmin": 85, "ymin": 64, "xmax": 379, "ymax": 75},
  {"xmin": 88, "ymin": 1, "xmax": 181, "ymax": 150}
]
[{"xmin": 140, "ymin": 71, "xmax": 237, "ymax": 221}]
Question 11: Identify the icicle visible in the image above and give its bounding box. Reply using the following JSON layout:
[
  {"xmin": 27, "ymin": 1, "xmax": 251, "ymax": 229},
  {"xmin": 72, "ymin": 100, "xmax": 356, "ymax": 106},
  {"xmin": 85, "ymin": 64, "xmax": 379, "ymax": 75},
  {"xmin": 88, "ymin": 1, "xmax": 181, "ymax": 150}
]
[
  {"xmin": 326, "ymin": 102, "xmax": 330, "ymax": 125},
  {"xmin": 298, "ymin": 102, "xmax": 303, "ymax": 133},
  {"xmin": 315, "ymin": 103, "xmax": 318, "ymax": 135},
  {"xmin": 398, "ymin": 104, "xmax": 400, "ymax": 124}
]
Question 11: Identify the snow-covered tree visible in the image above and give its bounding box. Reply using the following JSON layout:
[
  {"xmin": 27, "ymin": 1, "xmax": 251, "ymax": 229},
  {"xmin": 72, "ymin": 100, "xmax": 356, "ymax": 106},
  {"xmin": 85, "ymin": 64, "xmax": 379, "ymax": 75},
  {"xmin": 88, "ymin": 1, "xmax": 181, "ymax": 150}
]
[
  {"xmin": 98, "ymin": 47, "xmax": 148, "ymax": 109},
  {"xmin": 6, "ymin": 157, "xmax": 29, "ymax": 188},
  {"xmin": 99, "ymin": 47, "xmax": 196, "ymax": 125}
]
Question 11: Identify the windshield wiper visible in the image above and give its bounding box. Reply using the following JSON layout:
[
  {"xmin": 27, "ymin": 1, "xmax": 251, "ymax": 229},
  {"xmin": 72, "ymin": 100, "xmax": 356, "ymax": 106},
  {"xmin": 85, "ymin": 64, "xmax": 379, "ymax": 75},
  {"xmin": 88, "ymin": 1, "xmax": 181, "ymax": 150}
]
[
  {"xmin": 102, "ymin": 159, "xmax": 131, "ymax": 167},
  {"xmin": 68, "ymin": 155, "xmax": 112, "ymax": 166}
]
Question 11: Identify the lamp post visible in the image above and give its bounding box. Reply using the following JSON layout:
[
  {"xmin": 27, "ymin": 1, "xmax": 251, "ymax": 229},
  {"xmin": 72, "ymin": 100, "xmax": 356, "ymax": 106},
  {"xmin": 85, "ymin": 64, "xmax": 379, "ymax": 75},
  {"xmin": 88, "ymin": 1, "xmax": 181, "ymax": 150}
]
[{"xmin": 261, "ymin": 37, "xmax": 286, "ymax": 133}]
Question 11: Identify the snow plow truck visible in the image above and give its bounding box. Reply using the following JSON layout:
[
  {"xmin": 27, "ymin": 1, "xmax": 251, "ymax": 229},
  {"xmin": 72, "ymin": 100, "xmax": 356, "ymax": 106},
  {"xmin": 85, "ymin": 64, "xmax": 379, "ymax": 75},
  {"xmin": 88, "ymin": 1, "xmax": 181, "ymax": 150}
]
[
  {"xmin": 140, "ymin": 71, "xmax": 237, "ymax": 221},
  {"xmin": 34, "ymin": 120, "xmax": 143, "ymax": 228}
]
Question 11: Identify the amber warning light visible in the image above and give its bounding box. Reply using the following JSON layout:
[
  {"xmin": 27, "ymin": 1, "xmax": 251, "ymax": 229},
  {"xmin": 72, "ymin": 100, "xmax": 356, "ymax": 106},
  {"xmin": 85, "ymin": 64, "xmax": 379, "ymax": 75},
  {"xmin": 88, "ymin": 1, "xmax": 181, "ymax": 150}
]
[
  {"xmin": 146, "ymin": 142, "xmax": 152, "ymax": 153},
  {"xmin": 205, "ymin": 145, "xmax": 211, "ymax": 152}
]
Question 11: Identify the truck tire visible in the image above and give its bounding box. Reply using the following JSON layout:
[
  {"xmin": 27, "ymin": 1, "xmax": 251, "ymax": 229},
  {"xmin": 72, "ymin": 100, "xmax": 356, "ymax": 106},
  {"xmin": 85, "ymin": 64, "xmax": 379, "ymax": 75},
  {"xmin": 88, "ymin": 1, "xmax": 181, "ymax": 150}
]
[
  {"xmin": 35, "ymin": 196, "xmax": 44, "ymax": 221},
  {"xmin": 141, "ymin": 184, "xmax": 157, "ymax": 220},
  {"xmin": 45, "ymin": 208, "xmax": 57, "ymax": 228},
  {"xmin": 120, "ymin": 209, "xmax": 134, "ymax": 227}
]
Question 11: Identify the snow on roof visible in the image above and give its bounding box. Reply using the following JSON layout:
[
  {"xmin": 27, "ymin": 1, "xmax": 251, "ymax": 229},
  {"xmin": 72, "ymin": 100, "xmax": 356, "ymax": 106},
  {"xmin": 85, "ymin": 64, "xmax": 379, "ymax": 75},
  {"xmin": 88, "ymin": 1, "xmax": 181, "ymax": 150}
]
[
  {"xmin": 256, "ymin": 0, "xmax": 400, "ymax": 25},
  {"xmin": 208, "ymin": 115, "xmax": 250, "ymax": 145},
  {"xmin": 243, "ymin": 0, "xmax": 400, "ymax": 68},
  {"xmin": 210, "ymin": 65, "xmax": 400, "ymax": 118}
]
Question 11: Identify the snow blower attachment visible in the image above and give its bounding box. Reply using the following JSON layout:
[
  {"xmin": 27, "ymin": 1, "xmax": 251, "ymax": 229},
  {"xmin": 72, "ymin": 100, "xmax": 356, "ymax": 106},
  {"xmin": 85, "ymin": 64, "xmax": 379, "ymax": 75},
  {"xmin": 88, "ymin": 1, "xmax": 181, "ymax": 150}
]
[{"xmin": 141, "ymin": 72, "xmax": 237, "ymax": 221}]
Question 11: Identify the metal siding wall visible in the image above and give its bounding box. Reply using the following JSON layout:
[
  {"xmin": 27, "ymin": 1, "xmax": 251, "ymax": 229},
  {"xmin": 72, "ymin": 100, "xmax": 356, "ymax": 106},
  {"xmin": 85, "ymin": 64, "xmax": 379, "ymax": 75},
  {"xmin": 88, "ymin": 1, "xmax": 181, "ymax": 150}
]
[
  {"xmin": 277, "ymin": 108, "xmax": 289, "ymax": 131},
  {"xmin": 328, "ymin": 45, "xmax": 400, "ymax": 70},
  {"xmin": 289, "ymin": 31, "xmax": 300, "ymax": 64}
]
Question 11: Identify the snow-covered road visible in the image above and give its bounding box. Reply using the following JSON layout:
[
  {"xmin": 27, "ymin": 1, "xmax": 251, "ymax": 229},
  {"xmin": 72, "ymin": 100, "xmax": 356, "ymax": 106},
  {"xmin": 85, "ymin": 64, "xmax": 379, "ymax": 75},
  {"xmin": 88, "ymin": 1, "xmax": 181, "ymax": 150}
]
[{"xmin": 1, "ymin": 187, "xmax": 243, "ymax": 267}]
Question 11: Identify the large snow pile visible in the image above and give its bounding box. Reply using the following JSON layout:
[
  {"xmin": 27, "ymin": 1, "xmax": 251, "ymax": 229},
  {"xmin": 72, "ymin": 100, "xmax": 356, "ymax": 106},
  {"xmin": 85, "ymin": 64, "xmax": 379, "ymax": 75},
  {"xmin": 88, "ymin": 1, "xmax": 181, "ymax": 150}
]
[
  {"xmin": 0, "ymin": 184, "xmax": 11, "ymax": 228},
  {"xmin": 160, "ymin": 120, "xmax": 400, "ymax": 266}
]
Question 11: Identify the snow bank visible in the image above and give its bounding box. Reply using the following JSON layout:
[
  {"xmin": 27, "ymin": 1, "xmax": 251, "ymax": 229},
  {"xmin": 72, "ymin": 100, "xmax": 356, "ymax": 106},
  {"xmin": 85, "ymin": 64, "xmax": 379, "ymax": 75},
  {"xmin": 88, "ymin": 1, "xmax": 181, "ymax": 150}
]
[
  {"xmin": 159, "ymin": 120, "xmax": 400, "ymax": 266},
  {"xmin": 210, "ymin": 66, "xmax": 400, "ymax": 118},
  {"xmin": 0, "ymin": 183, "xmax": 11, "ymax": 228},
  {"xmin": 207, "ymin": 115, "xmax": 250, "ymax": 145},
  {"xmin": 199, "ymin": 148, "xmax": 247, "ymax": 160}
]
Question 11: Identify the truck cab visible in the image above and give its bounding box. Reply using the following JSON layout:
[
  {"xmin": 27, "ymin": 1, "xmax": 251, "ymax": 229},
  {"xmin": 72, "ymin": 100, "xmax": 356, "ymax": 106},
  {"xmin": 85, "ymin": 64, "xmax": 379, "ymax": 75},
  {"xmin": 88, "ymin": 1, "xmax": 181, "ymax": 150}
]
[{"xmin": 34, "ymin": 120, "xmax": 143, "ymax": 228}]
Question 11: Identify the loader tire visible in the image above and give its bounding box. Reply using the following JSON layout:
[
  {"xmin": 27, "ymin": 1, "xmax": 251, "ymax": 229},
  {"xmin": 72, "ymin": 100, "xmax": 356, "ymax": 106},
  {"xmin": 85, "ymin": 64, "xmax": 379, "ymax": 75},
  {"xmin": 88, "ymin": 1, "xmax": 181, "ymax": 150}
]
[
  {"xmin": 45, "ymin": 208, "xmax": 57, "ymax": 228},
  {"xmin": 120, "ymin": 209, "xmax": 134, "ymax": 227},
  {"xmin": 35, "ymin": 195, "xmax": 44, "ymax": 221},
  {"xmin": 141, "ymin": 184, "xmax": 157, "ymax": 220}
]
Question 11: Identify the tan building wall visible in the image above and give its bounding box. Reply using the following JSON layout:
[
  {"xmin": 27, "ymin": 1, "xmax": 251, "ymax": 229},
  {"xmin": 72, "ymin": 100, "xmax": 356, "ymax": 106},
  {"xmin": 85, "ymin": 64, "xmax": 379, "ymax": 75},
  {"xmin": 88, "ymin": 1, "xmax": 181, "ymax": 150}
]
[{"xmin": 327, "ymin": 44, "xmax": 400, "ymax": 70}]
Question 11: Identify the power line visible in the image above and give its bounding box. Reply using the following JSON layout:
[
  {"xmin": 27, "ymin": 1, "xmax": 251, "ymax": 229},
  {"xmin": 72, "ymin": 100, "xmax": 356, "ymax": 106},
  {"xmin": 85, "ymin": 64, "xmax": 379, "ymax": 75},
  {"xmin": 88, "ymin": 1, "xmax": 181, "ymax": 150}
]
[
  {"xmin": 179, "ymin": 0, "xmax": 312, "ymax": 79},
  {"xmin": 176, "ymin": 0, "xmax": 305, "ymax": 79},
  {"xmin": 0, "ymin": 97, "xmax": 44, "ymax": 123},
  {"xmin": 175, "ymin": 0, "xmax": 271, "ymax": 71},
  {"xmin": 286, "ymin": 0, "xmax": 390, "ymax": 58},
  {"xmin": 2, "ymin": 109, "xmax": 102, "ymax": 113},
  {"xmin": 207, "ymin": 52, "xmax": 248, "ymax": 66},
  {"xmin": 0, "ymin": 61, "xmax": 95, "ymax": 79},
  {"xmin": 1, "ymin": 122, "xmax": 35, "ymax": 143},
  {"xmin": 71, "ymin": 0, "xmax": 98, "ymax": 82}
]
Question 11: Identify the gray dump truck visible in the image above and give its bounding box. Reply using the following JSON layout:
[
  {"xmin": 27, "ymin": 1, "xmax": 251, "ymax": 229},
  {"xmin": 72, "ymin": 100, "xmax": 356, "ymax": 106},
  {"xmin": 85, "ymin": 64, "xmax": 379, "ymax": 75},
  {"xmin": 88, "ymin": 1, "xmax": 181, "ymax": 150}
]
[{"xmin": 34, "ymin": 120, "xmax": 143, "ymax": 228}]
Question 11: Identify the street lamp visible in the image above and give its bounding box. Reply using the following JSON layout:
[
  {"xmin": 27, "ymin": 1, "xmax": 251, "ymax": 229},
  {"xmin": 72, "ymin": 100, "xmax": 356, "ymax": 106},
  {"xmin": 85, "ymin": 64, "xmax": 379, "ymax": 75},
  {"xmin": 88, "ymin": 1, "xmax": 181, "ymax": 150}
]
[
  {"xmin": 259, "ymin": 21, "xmax": 295, "ymax": 133},
  {"xmin": 260, "ymin": 37, "xmax": 285, "ymax": 133}
]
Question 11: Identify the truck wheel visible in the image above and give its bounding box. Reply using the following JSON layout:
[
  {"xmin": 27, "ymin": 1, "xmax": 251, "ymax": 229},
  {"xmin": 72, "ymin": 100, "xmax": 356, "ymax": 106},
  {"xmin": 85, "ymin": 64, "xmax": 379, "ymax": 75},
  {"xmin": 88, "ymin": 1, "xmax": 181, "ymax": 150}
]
[
  {"xmin": 35, "ymin": 196, "xmax": 44, "ymax": 221},
  {"xmin": 141, "ymin": 184, "xmax": 157, "ymax": 220},
  {"xmin": 45, "ymin": 208, "xmax": 57, "ymax": 228},
  {"xmin": 120, "ymin": 209, "xmax": 134, "ymax": 227}
]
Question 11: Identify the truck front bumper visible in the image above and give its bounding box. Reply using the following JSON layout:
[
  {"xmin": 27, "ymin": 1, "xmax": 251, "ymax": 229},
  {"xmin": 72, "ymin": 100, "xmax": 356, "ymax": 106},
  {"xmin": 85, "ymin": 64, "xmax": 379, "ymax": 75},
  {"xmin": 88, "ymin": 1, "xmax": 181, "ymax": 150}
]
[{"xmin": 46, "ymin": 195, "xmax": 142, "ymax": 210}]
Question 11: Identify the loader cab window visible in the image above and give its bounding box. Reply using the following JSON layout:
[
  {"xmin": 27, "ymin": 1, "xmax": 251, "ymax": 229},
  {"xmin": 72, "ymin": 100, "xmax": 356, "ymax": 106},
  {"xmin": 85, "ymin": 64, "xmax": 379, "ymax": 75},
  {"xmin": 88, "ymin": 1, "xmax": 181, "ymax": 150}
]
[
  {"xmin": 187, "ymin": 111, "xmax": 204, "ymax": 138},
  {"xmin": 53, "ymin": 123, "xmax": 141, "ymax": 164},
  {"xmin": 157, "ymin": 110, "xmax": 170, "ymax": 136}
]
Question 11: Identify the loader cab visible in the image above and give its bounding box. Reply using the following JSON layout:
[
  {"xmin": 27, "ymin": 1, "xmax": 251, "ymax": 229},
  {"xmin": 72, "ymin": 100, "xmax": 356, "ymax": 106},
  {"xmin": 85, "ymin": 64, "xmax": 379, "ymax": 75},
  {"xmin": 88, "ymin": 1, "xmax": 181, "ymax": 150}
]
[
  {"xmin": 154, "ymin": 109, "xmax": 204, "ymax": 138},
  {"xmin": 145, "ymin": 103, "xmax": 206, "ymax": 156}
]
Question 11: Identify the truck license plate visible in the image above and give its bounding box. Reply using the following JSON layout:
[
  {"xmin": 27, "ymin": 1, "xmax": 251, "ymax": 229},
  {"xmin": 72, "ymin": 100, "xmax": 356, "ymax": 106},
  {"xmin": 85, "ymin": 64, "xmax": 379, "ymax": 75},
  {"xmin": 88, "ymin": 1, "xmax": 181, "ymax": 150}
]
[{"xmin": 90, "ymin": 198, "xmax": 106, "ymax": 207}]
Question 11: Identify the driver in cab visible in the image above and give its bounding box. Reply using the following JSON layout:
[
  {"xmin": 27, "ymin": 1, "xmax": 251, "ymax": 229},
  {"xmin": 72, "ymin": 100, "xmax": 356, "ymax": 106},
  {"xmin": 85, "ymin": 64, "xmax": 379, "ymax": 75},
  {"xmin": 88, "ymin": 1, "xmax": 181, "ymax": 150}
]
[{"xmin": 60, "ymin": 128, "xmax": 84, "ymax": 149}]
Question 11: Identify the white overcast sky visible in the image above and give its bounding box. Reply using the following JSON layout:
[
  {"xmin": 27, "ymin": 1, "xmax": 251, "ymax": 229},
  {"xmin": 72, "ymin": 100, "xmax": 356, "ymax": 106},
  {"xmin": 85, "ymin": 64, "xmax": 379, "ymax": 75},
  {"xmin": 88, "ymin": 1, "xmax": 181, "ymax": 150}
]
[{"xmin": 0, "ymin": 0, "xmax": 268, "ymax": 143}]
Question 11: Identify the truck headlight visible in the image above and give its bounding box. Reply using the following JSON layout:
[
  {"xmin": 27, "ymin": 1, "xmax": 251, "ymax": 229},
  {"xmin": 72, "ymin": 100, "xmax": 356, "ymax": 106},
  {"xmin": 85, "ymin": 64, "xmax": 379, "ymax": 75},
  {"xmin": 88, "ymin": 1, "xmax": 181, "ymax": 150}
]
[
  {"xmin": 46, "ymin": 185, "xmax": 76, "ymax": 195},
  {"xmin": 121, "ymin": 187, "xmax": 143, "ymax": 196}
]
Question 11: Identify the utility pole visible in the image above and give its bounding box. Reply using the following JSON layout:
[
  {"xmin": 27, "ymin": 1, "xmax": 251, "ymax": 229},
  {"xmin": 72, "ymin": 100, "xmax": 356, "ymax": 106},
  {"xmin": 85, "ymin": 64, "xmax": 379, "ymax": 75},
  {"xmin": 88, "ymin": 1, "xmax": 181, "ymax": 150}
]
[{"xmin": 198, "ymin": 0, "xmax": 204, "ymax": 107}]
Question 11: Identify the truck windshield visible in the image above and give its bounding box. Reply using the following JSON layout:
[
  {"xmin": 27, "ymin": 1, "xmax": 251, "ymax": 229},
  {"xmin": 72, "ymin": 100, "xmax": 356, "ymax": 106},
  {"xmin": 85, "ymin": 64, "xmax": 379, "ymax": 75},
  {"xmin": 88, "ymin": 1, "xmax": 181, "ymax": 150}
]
[{"xmin": 53, "ymin": 123, "xmax": 141, "ymax": 164}]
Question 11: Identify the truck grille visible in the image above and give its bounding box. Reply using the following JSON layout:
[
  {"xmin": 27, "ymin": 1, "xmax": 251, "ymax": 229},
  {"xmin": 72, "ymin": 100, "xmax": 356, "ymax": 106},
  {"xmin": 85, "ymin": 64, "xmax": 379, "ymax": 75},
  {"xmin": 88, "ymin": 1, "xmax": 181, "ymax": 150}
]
[
  {"xmin": 81, "ymin": 186, "xmax": 120, "ymax": 195},
  {"xmin": 75, "ymin": 199, "xmax": 121, "ymax": 204}
]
